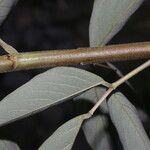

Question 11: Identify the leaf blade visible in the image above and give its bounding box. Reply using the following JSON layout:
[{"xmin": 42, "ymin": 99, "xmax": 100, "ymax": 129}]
[
  {"xmin": 0, "ymin": 0, "xmax": 18, "ymax": 25},
  {"xmin": 39, "ymin": 114, "xmax": 86, "ymax": 150},
  {"xmin": 0, "ymin": 67, "xmax": 104, "ymax": 126},
  {"xmin": 89, "ymin": 0, "xmax": 144, "ymax": 47},
  {"xmin": 83, "ymin": 115, "xmax": 112, "ymax": 150},
  {"xmin": 0, "ymin": 140, "xmax": 20, "ymax": 150},
  {"xmin": 108, "ymin": 92, "xmax": 150, "ymax": 150}
]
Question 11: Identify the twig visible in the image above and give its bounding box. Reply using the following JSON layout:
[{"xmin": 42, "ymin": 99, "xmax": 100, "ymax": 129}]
[
  {"xmin": 89, "ymin": 87, "xmax": 114, "ymax": 115},
  {"xmin": 112, "ymin": 60, "xmax": 150, "ymax": 89},
  {"xmin": 94, "ymin": 62, "xmax": 135, "ymax": 90},
  {"xmin": 106, "ymin": 62, "xmax": 135, "ymax": 91},
  {"xmin": 0, "ymin": 41, "xmax": 150, "ymax": 73},
  {"xmin": 89, "ymin": 60, "xmax": 150, "ymax": 115}
]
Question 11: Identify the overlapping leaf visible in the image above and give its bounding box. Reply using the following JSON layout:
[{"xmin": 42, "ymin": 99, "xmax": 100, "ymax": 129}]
[
  {"xmin": 39, "ymin": 114, "xmax": 87, "ymax": 150},
  {"xmin": 0, "ymin": 140, "xmax": 20, "ymax": 150},
  {"xmin": 89, "ymin": 0, "xmax": 144, "ymax": 47},
  {"xmin": 108, "ymin": 92, "xmax": 150, "ymax": 150},
  {"xmin": 0, "ymin": 67, "xmax": 106, "ymax": 126},
  {"xmin": 83, "ymin": 115, "xmax": 112, "ymax": 150},
  {"xmin": 0, "ymin": 0, "xmax": 18, "ymax": 25}
]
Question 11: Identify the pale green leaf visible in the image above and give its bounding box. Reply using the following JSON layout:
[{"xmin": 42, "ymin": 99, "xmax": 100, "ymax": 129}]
[
  {"xmin": 39, "ymin": 114, "xmax": 87, "ymax": 150},
  {"xmin": 0, "ymin": 67, "xmax": 105, "ymax": 126},
  {"xmin": 108, "ymin": 92, "xmax": 150, "ymax": 150},
  {"xmin": 90, "ymin": 0, "xmax": 144, "ymax": 47},
  {"xmin": 0, "ymin": 140, "xmax": 20, "ymax": 150},
  {"xmin": 0, "ymin": 0, "xmax": 18, "ymax": 25}
]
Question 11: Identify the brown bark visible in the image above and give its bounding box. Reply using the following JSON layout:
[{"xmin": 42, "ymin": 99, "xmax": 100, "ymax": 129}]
[{"xmin": 0, "ymin": 42, "xmax": 150, "ymax": 73}]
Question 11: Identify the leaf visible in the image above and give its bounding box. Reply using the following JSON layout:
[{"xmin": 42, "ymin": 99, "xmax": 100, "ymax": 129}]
[
  {"xmin": 0, "ymin": 140, "xmax": 20, "ymax": 150},
  {"xmin": 39, "ymin": 114, "xmax": 87, "ymax": 150},
  {"xmin": 108, "ymin": 92, "xmax": 150, "ymax": 150},
  {"xmin": 0, "ymin": 38, "xmax": 19, "ymax": 55},
  {"xmin": 89, "ymin": 0, "xmax": 144, "ymax": 47},
  {"xmin": 75, "ymin": 87, "xmax": 112, "ymax": 150},
  {"xmin": 0, "ymin": 67, "xmax": 106, "ymax": 126},
  {"xmin": 83, "ymin": 115, "xmax": 112, "ymax": 150},
  {"xmin": 0, "ymin": 0, "xmax": 18, "ymax": 25}
]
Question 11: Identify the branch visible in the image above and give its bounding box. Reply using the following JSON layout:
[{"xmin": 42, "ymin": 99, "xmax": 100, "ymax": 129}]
[
  {"xmin": 0, "ymin": 41, "xmax": 150, "ymax": 73},
  {"xmin": 89, "ymin": 60, "xmax": 150, "ymax": 116}
]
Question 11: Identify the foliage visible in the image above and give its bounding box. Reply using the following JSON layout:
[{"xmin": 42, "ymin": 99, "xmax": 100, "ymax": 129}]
[{"xmin": 0, "ymin": 0, "xmax": 149, "ymax": 150}]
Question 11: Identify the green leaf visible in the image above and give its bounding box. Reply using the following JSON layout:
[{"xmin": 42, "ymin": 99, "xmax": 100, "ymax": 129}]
[
  {"xmin": 108, "ymin": 92, "xmax": 150, "ymax": 150},
  {"xmin": 0, "ymin": 67, "xmax": 106, "ymax": 126},
  {"xmin": 89, "ymin": 0, "xmax": 144, "ymax": 47},
  {"xmin": 39, "ymin": 114, "xmax": 87, "ymax": 150},
  {"xmin": 0, "ymin": 0, "xmax": 18, "ymax": 25},
  {"xmin": 75, "ymin": 87, "xmax": 112, "ymax": 150},
  {"xmin": 0, "ymin": 140, "xmax": 20, "ymax": 150}
]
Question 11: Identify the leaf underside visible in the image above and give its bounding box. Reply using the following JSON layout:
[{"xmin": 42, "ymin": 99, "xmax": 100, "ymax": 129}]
[
  {"xmin": 108, "ymin": 92, "xmax": 150, "ymax": 150},
  {"xmin": 89, "ymin": 0, "xmax": 144, "ymax": 47},
  {"xmin": 0, "ymin": 67, "xmax": 104, "ymax": 126},
  {"xmin": 39, "ymin": 114, "xmax": 86, "ymax": 150},
  {"xmin": 0, "ymin": 0, "xmax": 18, "ymax": 25},
  {"xmin": 0, "ymin": 140, "xmax": 20, "ymax": 150}
]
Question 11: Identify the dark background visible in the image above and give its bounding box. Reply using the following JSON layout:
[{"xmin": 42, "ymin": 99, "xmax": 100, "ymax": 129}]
[{"xmin": 0, "ymin": 0, "xmax": 149, "ymax": 149}]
